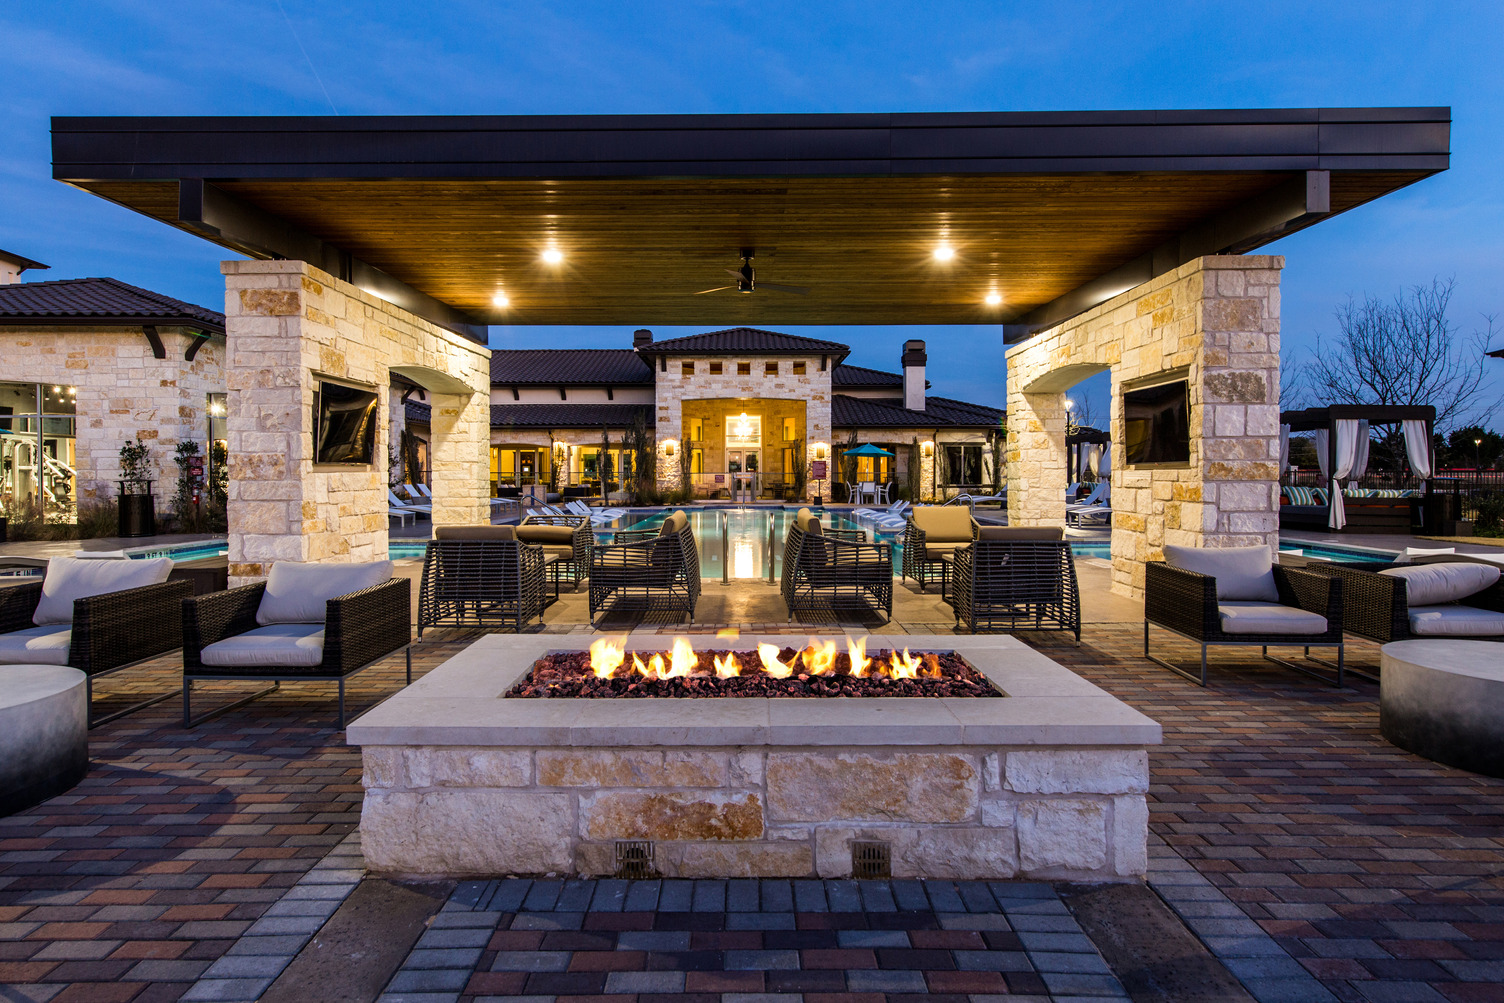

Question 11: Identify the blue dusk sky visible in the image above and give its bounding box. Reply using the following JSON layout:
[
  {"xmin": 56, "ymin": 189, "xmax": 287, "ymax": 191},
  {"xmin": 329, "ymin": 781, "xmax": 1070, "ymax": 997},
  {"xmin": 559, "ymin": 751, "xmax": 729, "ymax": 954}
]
[{"xmin": 1, "ymin": 2, "xmax": 1500, "ymax": 427}]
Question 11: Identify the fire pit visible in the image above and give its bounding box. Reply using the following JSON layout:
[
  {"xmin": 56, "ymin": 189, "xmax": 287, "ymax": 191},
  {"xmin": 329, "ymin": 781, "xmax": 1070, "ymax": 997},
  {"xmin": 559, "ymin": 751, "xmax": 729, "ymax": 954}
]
[
  {"xmin": 509, "ymin": 637, "xmax": 1002, "ymax": 699},
  {"xmin": 348, "ymin": 633, "xmax": 1161, "ymax": 882}
]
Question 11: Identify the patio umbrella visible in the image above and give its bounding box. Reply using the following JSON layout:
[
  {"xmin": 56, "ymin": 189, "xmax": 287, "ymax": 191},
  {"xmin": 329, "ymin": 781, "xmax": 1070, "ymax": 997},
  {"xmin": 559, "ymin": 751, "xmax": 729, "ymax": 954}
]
[{"xmin": 844, "ymin": 443, "xmax": 895, "ymax": 457}]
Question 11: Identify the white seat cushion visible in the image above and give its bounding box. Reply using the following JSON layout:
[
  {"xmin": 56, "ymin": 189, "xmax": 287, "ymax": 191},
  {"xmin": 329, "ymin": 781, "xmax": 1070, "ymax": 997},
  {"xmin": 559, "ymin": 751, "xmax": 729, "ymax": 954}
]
[
  {"xmin": 1218, "ymin": 602, "xmax": 1328, "ymax": 635},
  {"xmin": 1164, "ymin": 545, "xmax": 1279, "ymax": 602},
  {"xmin": 33, "ymin": 556, "xmax": 174, "ymax": 625},
  {"xmin": 1407, "ymin": 605, "xmax": 1504, "ymax": 637},
  {"xmin": 0, "ymin": 626, "xmax": 73, "ymax": 665},
  {"xmin": 200, "ymin": 624, "xmax": 326, "ymax": 667},
  {"xmin": 256, "ymin": 561, "xmax": 393, "ymax": 625},
  {"xmin": 1379, "ymin": 562, "xmax": 1500, "ymax": 605}
]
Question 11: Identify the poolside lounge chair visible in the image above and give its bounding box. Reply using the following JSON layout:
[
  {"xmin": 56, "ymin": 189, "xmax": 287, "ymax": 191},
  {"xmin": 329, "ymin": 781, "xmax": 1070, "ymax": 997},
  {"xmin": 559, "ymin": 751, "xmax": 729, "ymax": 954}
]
[
  {"xmin": 181, "ymin": 560, "xmax": 410, "ymax": 728},
  {"xmin": 588, "ymin": 510, "xmax": 700, "ymax": 626},
  {"xmin": 388, "ymin": 488, "xmax": 431, "ymax": 519},
  {"xmin": 901, "ymin": 506, "xmax": 980, "ymax": 592},
  {"xmin": 566, "ymin": 500, "xmax": 625, "ymax": 524},
  {"xmin": 0, "ymin": 556, "xmax": 190, "ymax": 727},
  {"xmin": 1144, "ymin": 545, "xmax": 1345, "ymax": 687},
  {"xmin": 853, "ymin": 499, "xmax": 909, "ymax": 520},
  {"xmin": 518, "ymin": 513, "xmax": 593, "ymax": 590},
  {"xmin": 947, "ymin": 527, "xmax": 1079, "ymax": 639},
  {"xmin": 417, "ymin": 526, "xmax": 549, "ymax": 639},
  {"xmin": 781, "ymin": 507, "xmax": 893, "ymax": 624}
]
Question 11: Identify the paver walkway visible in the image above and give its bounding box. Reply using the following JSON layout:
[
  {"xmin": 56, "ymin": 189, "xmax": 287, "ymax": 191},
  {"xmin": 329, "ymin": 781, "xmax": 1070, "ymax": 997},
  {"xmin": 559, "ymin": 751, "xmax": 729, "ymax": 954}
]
[{"xmin": 2, "ymin": 622, "xmax": 1501, "ymax": 1003}]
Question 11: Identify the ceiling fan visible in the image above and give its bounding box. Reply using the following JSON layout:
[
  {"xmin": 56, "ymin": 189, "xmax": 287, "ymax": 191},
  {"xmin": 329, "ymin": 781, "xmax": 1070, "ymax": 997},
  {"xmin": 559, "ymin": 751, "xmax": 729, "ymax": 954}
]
[{"xmin": 694, "ymin": 249, "xmax": 810, "ymax": 296}]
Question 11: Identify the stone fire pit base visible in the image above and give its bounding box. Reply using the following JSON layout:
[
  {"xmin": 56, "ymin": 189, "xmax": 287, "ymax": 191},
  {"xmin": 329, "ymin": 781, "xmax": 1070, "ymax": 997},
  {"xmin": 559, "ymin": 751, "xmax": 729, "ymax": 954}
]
[{"xmin": 348, "ymin": 635, "xmax": 1162, "ymax": 882}]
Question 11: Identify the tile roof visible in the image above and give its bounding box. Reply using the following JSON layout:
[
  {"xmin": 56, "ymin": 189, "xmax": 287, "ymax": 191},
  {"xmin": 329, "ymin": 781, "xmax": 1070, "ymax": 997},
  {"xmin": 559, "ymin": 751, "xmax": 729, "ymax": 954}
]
[
  {"xmin": 832, "ymin": 364, "xmax": 913, "ymax": 387},
  {"xmin": 832, "ymin": 393, "xmax": 1004, "ymax": 429},
  {"xmin": 404, "ymin": 399, "xmax": 432, "ymax": 425},
  {"xmin": 641, "ymin": 327, "xmax": 850, "ymax": 359},
  {"xmin": 490, "ymin": 349, "xmax": 652, "ymax": 385},
  {"xmin": 489, "ymin": 402, "xmax": 653, "ymax": 429},
  {"xmin": 0, "ymin": 277, "xmax": 224, "ymax": 331}
]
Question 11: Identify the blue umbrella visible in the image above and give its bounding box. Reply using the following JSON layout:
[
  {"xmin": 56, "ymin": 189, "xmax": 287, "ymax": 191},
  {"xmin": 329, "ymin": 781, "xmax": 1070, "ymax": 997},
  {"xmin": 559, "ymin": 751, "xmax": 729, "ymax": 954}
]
[{"xmin": 843, "ymin": 443, "xmax": 895, "ymax": 457}]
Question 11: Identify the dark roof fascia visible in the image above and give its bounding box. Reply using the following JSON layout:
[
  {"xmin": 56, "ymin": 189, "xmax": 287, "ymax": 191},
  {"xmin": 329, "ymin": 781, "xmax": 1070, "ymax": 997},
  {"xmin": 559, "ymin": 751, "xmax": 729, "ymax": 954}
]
[
  {"xmin": 53, "ymin": 108, "xmax": 1451, "ymax": 180},
  {"xmin": 0, "ymin": 249, "xmax": 49, "ymax": 271},
  {"xmin": 0, "ymin": 314, "xmax": 224, "ymax": 335},
  {"xmin": 1281, "ymin": 404, "xmax": 1436, "ymax": 431}
]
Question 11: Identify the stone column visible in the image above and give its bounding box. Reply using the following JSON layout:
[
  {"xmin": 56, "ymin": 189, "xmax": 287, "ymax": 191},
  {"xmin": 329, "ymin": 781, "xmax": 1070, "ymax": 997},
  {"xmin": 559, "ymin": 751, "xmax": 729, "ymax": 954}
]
[
  {"xmin": 1006, "ymin": 392, "xmax": 1069, "ymax": 528},
  {"xmin": 428, "ymin": 389, "xmax": 491, "ymax": 526}
]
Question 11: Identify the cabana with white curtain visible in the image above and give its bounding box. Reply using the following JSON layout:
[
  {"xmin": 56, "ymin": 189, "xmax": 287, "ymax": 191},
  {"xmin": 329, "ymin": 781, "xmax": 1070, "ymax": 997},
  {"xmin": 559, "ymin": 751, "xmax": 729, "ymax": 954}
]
[
  {"xmin": 1279, "ymin": 405, "xmax": 1435, "ymax": 533},
  {"xmin": 1066, "ymin": 425, "xmax": 1111, "ymax": 494}
]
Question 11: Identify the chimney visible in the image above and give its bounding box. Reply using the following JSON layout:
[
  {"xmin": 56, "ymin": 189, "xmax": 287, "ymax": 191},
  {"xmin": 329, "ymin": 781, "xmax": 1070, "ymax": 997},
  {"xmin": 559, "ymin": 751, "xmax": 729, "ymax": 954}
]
[
  {"xmin": 633, "ymin": 328, "xmax": 654, "ymax": 349},
  {"xmin": 0, "ymin": 249, "xmax": 48, "ymax": 285},
  {"xmin": 902, "ymin": 339, "xmax": 927, "ymax": 411}
]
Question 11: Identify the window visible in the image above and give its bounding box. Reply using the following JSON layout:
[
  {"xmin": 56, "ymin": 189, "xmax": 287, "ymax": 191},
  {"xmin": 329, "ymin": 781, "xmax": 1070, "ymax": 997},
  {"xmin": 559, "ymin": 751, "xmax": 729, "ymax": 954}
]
[
  {"xmin": 0, "ymin": 382, "xmax": 76, "ymax": 521},
  {"xmin": 681, "ymin": 362, "xmax": 694, "ymax": 376},
  {"xmin": 765, "ymin": 361, "xmax": 778, "ymax": 375},
  {"xmin": 793, "ymin": 362, "xmax": 806, "ymax": 375},
  {"xmin": 782, "ymin": 417, "xmax": 796, "ymax": 441},
  {"xmin": 686, "ymin": 417, "xmax": 704, "ymax": 442},
  {"xmin": 737, "ymin": 362, "xmax": 751, "ymax": 376},
  {"xmin": 941, "ymin": 444, "xmax": 984, "ymax": 486},
  {"xmin": 690, "ymin": 448, "xmax": 703, "ymax": 475},
  {"xmin": 709, "ymin": 362, "xmax": 723, "ymax": 375}
]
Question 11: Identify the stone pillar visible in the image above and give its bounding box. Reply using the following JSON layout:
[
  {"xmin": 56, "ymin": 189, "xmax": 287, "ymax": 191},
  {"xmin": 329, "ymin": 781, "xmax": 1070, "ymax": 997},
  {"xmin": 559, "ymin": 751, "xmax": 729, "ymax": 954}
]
[
  {"xmin": 223, "ymin": 260, "xmax": 489, "ymax": 584},
  {"xmin": 1005, "ymin": 392, "xmax": 1069, "ymax": 528}
]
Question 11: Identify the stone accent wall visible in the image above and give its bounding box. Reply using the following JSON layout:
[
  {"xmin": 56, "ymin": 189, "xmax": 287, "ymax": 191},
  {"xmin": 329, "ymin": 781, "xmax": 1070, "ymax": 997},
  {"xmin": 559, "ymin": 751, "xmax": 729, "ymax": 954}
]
[
  {"xmin": 360, "ymin": 744, "xmax": 1148, "ymax": 881},
  {"xmin": 223, "ymin": 260, "xmax": 490, "ymax": 582},
  {"xmin": 653, "ymin": 356, "xmax": 832, "ymax": 500},
  {"xmin": 0, "ymin": 326, "xmax": 225, "ymax": 510},
  {"xmin": 1005, "ymin": 256, "xmax": 1282, "ymax": 599}
]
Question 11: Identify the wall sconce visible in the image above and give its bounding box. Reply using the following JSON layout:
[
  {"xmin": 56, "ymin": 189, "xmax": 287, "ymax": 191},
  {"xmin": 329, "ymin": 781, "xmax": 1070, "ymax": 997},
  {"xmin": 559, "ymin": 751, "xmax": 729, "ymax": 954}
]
[
  {"xmin": 922, "ymin": 441, "xmax": 935, "ymax": 458},
  {"xmin": 663, "ymin": 439, "xmax": 677, "ymax": 457},
  {"xmin": 814, "ymin": 443, "xmax": 828, "ymax": 460}
]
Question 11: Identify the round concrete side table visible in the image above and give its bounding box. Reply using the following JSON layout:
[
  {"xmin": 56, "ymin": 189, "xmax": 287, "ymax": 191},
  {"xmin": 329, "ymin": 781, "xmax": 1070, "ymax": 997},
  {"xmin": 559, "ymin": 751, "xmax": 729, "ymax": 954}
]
[
  {"xmin": 1380, "ymin": 640, "xmax": 1504, "ymax": 778},
  {"xmin": 0, "ymin": 666, "xmax": 89, "ymax": 816}
]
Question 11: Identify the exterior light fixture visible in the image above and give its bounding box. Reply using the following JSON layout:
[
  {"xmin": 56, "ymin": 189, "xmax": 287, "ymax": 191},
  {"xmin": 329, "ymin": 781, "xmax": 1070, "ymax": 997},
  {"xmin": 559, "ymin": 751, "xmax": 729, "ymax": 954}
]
[
  {"xmin": 922, "ymin": 440, "xmax": 934, "ymax": 458},
  {"xmin": 932, "ymin": 245, "xmax": 955, "ymax": 262},
  {"xmin": 541, "ymin": 248, "xmax": 564, "ymax": 265},
  {"xmin": 663, "ymin": 439, "xmax": 676, "ymax": 457},
  {"xmin": 1065, "ymin": 398, "xmax": 1075, "ymax": 411},
  {"xmin": 985, "ymin": 291, "xmax": 1002, "ymax": 306},
  {"xmin": 492, "ymin": 292, "xmax": 510, "ymax": 307},
  {"xmin": 814, "ymin": 443, "xmax": 828, "ymax": 460}
]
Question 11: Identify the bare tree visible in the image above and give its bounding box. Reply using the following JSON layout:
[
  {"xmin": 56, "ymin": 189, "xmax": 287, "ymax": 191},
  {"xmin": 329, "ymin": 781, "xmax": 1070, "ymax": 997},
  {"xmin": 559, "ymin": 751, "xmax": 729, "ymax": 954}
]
[{"xmin": 1304, "ymin": 278, "xmax": 1501, "ymax": 468}]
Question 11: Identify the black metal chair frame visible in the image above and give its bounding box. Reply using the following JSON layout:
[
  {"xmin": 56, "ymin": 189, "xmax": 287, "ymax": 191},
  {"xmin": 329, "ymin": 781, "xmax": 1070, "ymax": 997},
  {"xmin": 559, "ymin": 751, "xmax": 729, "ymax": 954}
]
[
  {"xmin": 1306, "ymin": 561, "xmax": 1504, "ymax": 681},
  {"xmin": 1143, "ymin": 562, "xmax": 1345, "ymax": 687},
  {"xmin": 411, "ymin": 538, "xmax": 550, "ymax": 674},
  {"xmin": 0, "ymin": 578, "xmax": 191, "ymax": 728},
  {"xmin": 588, "ymin": 523, "xmax": 700, "ymax": 626},
  {"xmin": 518, "ymin": 514, "xmax": 593, "ymax": 591},
  {"xmin": 781, "ymin": 522, "xmax": 893, "ymax": 624},
  {"xmin": 901, "ymin": 514, "xmax": 979, "ymax": 593},
  {"xmin": 948, "ymin": 539, "xmax": 1081, "ymax": 641},
  {"xmin": 181, "ymin": 578, "xmax": 411, "ymax": 728}
]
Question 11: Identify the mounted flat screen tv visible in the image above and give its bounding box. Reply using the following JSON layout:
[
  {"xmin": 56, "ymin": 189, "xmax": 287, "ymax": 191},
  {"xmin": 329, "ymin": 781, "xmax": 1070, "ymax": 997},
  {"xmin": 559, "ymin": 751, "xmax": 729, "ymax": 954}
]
[
  {"xmin": 1123, "ymin": 380, "xmax": 1190, "ymax": 465},
  {"xmin": 313, "ymin": 381, "xmax": 379, "ymax": 464}
]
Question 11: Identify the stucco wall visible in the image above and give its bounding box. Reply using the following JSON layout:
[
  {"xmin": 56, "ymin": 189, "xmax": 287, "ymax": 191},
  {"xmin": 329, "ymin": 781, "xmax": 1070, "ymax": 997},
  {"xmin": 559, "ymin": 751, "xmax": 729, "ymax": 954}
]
[{"xmin": 1005, "ymin": 255, "xmax": 1282, "ymax": 599}]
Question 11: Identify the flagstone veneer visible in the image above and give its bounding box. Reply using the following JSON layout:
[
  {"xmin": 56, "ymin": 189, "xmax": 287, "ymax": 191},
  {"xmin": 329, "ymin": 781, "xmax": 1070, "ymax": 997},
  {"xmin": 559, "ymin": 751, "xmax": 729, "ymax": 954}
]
[{"xmin": 348, "ymin": 634, "xmax": 1161, "ymax": 882}]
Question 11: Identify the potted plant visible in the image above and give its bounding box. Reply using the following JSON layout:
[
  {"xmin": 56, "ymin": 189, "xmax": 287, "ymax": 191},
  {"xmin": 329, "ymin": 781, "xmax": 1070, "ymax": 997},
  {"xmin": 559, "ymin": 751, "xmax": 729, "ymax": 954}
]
[{"xmin": 118, "ymin": 438, "xmax": 155, "ymax": 537}]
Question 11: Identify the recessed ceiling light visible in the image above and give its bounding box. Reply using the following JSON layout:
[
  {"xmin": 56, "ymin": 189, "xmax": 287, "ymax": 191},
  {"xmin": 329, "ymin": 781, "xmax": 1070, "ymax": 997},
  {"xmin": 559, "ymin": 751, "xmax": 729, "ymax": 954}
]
[
  {"xmin": 492, "ymin": 292, "xmax": 510, "ymax": 307},
  {"xmin": 541, "ymin": 248, "xmax": 564, "ymax": 265},
  {"xmin": 933, "ymin": 245, "xmax": 955, "ymax": 262},
  {"xmin": 985, "ymin": 291, "xmax": 1002, "ymax": 306}
]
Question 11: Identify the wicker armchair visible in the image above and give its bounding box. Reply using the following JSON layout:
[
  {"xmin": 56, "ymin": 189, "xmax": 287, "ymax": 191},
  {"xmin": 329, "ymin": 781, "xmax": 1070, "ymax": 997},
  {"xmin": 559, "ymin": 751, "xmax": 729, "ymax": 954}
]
[
  {"xmin": 589, "ymin": 510, "xmax": 700, "ymax": 626},
  {"xmin": 781, "ymin": 508, "xmax": 893, "ymax": 624},
  {"xmin": 182, "ymin": 562, "xmax": 410, "ymax": 727},
  {"xmin": 1144, "ymin": 554, "xmax": 1344, "ymax": 687},
  {"xmin": 901, "ymin": 506, "xmax": 979, "ymax": 592},
  {"xmin": 947, "ymin": 527, "xmax": 1079, "ymax": 640},
  {"xmin": 1310, "ymin": 561, "xmax": 1504, "ymax": 650},
  {"xmin": 0, "ymin": 567, "xmax": 190, "ymax": 727},
  {"xmin": 517, "ymin": 513, "xmax": 593, "ymax": 591},
  {"xmin": 418, "ymin": 526, "xmax": 550, "ymax": 638}
]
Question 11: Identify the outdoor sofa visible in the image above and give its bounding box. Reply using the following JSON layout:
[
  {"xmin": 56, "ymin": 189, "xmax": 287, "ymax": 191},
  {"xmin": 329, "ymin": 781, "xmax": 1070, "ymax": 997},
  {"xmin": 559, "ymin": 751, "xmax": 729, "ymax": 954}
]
[
  {"xmin": 947, "ymin": 526, "xmax": 1080, "ymax": 640},
  {"xmin": 1308, "ymin": 559, "xmax": 1504, "ymax": 656},
  {"xmin": 181, "ymin": 560, "xmax": 410, "ymax": 727},
  {"xmin": 0, "ymin": 556, "xmax": 190, "ymax": 726},
  {"xmin": 901, "ymin": 505, "xmax": 980, "ymax": 592},
  {"xmin": 588, "ymin": 510, "xmax": 700, "ymax": 626},
  {"xmin": 1144, "ymin": 544, "xmax": 1345, "ymax": 687},
  {"xmin": 780, "ymin": 506, "xmax": 893, "ymax": 624}
]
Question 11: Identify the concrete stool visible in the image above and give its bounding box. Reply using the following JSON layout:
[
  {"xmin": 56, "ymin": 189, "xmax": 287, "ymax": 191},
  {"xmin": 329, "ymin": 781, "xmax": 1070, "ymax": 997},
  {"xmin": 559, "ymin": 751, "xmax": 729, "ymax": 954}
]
[
  {"xmin": 0, "ymin": 666, "xmax": 89, "ymax": 816},
  {"xmin": 1380, "ymin": 640, "xmax": 1504, "ymax": 778}
]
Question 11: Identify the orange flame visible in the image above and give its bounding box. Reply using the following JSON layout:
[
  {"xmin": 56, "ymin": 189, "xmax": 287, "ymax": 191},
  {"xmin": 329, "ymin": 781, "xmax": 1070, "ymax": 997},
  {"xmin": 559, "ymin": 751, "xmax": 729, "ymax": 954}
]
[
  {"xmin": 758, "ymin": 643, "xmax": 796, "ymax": 678},
  {"xmin": 632, "ymin": 652, "xmax": 667, "ymax": 680},
  {"xmin": 804, "ymin": 638, "xmax": 838, "ymax": 676},
  {"xmin": 589, "ymin": 637, "xmax": 626, "ymax": 679},
  {"xmin": 888, "ymin": 647, "xmax": 922, "ymax": 679},
  {"xmin": 667, "ymin": 637, "xmax": 697, "ymax": 678},
  {"xmin": 714, "ymin": 652, "xmax": 741, "ymax": 678},
  {"xmin": 846, "ymin": 636, "xmax": 871, "ymax": 677}
]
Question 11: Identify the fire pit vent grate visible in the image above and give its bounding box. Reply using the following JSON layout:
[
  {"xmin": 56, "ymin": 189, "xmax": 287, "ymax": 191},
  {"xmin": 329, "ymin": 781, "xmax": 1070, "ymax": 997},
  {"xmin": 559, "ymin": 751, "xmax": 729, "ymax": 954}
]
[
  {"xmin": 852, "ymin": 840, "xmax": 892, "ymax": 879},
  {"xmin": 615, "ymin": 840, "xmax": 658, "ymax": 879}
]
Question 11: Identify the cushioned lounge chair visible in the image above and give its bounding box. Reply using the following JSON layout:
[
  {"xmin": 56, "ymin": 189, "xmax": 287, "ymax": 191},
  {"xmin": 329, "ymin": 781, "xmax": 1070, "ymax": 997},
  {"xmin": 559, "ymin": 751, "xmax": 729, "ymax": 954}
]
[
  {"xmin": 517, "ymin": 513, "xmax": 593, "ymax": 590},
  {"xmin": 781, "ymin": 507, "xmax": 893, "ymax": 624},
  {"xmin": 417, "ymin": 526, "xmax": 550, "ymax": 641},
  {"xmin": 1309, "ymin": 560, "xmax": 1504, "ymax": 666},
  {"xmin": 181, "ymin": 561, "xmax": 410, "ymax": 727},
  {"xmin": 1144, "ymin": 545, "xmax": 1345, "ymax": 687},
  {"xmin": 0, "ymin": 557, "xmax": 190, "ymax": 727},
  {"xmin": 588, "ymin": 510, "xmax": 700, "ymax": 626},
  {"xmin": 947, "ymin": 527, "xmax": 1079, "ymax": 639},
  {"xmin": 901, "ymin": 506, "xmax": 979, "ymax": 592}
]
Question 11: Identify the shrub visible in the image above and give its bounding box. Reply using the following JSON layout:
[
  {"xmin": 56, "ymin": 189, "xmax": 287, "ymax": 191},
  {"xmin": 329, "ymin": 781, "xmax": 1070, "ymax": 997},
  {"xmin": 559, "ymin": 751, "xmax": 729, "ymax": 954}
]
[{"xmin": 1472, "ymin": 491, "xmax": 1504, "ymax": 536}]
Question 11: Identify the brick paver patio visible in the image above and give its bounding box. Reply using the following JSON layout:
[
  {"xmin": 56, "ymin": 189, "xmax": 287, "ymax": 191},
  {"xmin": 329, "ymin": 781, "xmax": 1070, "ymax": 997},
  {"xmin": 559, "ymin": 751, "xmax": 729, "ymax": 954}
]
[{"xmin": 2, "ymin": 615, "xmax": 1501, "ymax": 1002}]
